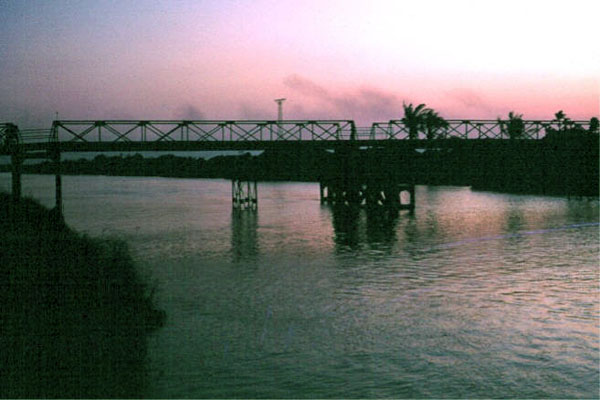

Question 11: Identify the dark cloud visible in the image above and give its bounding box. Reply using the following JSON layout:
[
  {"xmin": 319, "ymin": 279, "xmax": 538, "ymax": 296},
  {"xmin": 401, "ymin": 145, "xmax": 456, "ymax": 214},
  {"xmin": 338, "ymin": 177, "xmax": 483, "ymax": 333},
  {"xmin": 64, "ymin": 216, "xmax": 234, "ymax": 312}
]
[
  {"xmin": 174, "ymin": 104, "xmax": 205, "ymax": 120},
  {"xmin": 238, "ymin": 102, "xmax": 273, "ymax": 120},
  {"xmin": 444, "ymin": 88, "xmax": 495, "ymax": 115},
  {"xmin": 283, "ymin": 74, "xmax": 405, "ymax": 125},
  {"xmin": 283, "ymin": 74, "xmax": 331, "ymax": 100}
]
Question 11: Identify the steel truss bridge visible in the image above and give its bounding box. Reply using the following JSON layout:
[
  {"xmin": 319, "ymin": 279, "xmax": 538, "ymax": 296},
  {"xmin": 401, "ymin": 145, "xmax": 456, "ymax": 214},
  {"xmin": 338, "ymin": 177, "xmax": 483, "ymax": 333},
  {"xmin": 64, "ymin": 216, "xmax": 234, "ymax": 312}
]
[
  {"xmin": 1, "ymin": 118, "xmax": 594, "ymax": 153},
  {"xmin": 1, "ymin": 118, "xmax": 595, "ymax": 211}
]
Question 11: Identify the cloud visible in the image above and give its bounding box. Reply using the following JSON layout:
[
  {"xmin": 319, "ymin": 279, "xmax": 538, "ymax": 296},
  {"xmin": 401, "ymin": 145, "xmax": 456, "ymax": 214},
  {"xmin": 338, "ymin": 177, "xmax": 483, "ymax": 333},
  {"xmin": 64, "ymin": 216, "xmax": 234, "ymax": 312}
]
[
  {"xmin": 237, "ymin": 102, "xmax": 273, "ymax": 120},
  {"xmin": 444, "ymin": 88, "xmax": 495, "ymax": 116},
  {"xmin": 174, "ymin": 104, "xmax": 205, "ymax": 120},
  {"xmin": 283, "ymin": 74, "xmax": 331, "ymax": 100},
  {"xmin": 283, "ymin": 74, "xmax": 405, "ymax": 125}
]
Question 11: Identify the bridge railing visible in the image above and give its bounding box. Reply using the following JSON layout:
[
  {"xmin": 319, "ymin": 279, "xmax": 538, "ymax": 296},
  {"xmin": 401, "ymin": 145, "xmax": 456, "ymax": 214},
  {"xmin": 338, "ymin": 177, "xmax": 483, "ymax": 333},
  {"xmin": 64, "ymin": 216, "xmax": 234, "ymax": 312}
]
[
  {"xmin": 52, "ymin": 120, "xmax": 357, "ymax": 143},
  {"xmin": 18, "ymin": 128, "xmax": 55, "ymax": 144},
  {"xmin": 366, "ymin": 119, "xmax": 593, "ymax": 140},
  {"xmin": 5, "ymin": 119, "xmax": 596, "ymax": 150}
]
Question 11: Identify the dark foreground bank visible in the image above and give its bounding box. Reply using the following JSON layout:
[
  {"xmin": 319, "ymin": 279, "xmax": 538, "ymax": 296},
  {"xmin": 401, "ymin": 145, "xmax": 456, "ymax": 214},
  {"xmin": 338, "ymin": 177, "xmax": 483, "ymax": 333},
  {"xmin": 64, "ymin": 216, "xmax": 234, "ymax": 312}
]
[{"xmin": 0, "ymin": 193, "xmax": 164, "ymax": 398}]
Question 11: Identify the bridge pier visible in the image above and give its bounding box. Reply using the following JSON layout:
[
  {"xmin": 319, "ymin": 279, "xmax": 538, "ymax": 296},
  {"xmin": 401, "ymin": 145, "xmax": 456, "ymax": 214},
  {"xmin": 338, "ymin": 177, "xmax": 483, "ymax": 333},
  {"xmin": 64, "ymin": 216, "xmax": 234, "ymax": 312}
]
[
  {"xmin": 51, "ymin": 145, "xmax": 63, "ymax": 213},
  {"xmin": 6, "ymin": 124, "xmax": 22, "ymax": 201},
  {"xmin": 320, "ymin": 178, "xmax": 415, "ymax": 211},
  {"xmin": 232, "ymin": 179, "xmax": 257, "ymax": 211},
  {"xmin": 320, "ymin": 146, "xmax": 415, "ymax": 211},
  {"xmin": 11, "ymin": 151, "xmax": 23, "ymax": 200}
]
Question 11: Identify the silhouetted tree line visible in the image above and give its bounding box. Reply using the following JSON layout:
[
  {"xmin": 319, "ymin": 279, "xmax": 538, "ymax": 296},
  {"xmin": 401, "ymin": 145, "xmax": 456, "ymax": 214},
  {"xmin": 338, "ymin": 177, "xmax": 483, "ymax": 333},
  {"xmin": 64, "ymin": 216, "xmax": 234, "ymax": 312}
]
[{"xmin": 0, "ymin": 150, "xmax": 332, "ymax": 181}]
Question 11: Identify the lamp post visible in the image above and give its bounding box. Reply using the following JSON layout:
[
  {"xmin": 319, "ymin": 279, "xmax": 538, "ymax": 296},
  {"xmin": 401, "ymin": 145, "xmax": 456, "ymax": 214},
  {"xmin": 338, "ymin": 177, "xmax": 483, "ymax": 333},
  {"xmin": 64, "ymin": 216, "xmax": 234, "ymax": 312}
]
[{"xmin": 274, "ymin": 98, "xmax": 285, "ymax": 139}]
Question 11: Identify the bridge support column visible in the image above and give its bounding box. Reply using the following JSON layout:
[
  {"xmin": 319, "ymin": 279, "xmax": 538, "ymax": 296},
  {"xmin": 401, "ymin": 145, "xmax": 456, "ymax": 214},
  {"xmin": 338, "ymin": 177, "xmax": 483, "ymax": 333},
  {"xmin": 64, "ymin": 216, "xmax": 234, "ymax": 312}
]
[
  {"xmin": 320, "ymin": 177, "xmax": 415, "ymax": 211},
  {"xmin": 320, "ymin": 181, "xmax": 338, "ymax": 204},
  {"xmin": 319, "ymin": 179, "xmax": 361, "ymax": 207},
  {"xmin": 232, "ymin": 179, "xmax": 257, "ymax": 211},
  {"xmin": 6, "ymin": 124, "xmax": 22, "ymax": 200},
  {"xmin": 320, "ymin": 181, "xmax": 326, "ymax": 204},
  {"xmin": 10, "ymin": 151, "xmax": 22, "ymax": 200},
  {"xmin": 51, "ymin": 145, "xmax": 63, "ymax": 213}
]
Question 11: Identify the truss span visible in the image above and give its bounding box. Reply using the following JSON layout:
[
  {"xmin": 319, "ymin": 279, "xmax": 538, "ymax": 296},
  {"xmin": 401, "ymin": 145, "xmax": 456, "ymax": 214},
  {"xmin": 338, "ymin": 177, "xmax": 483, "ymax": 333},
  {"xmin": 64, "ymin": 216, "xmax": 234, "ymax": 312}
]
[
  {"xmin": 368, "ymin": 119, "xmax": 594, "ymax": 140},
  {"xmin": 52, "ymin": 120, "xmax": 357, "ymax": 143},
  {"xmin": 1, "ymin": 118, "xmax": 597, "ymax": 154}
]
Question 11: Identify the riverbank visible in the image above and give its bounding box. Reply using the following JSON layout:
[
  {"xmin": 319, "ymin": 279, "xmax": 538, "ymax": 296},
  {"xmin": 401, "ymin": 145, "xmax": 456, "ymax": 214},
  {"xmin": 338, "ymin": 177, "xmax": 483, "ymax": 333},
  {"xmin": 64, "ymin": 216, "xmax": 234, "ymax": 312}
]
[{"xmin": 0, "ymin": 193, "xmax": 164, "ymax": 398}]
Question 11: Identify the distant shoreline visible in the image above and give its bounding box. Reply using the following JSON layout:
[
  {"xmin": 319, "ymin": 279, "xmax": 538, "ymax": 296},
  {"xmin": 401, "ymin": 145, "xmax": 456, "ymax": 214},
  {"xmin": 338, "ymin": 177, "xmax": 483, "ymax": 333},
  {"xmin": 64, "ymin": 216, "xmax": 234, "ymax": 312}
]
[{"xmin": 1, "ymin": 135, "xmax": 598, "ymax": 197}]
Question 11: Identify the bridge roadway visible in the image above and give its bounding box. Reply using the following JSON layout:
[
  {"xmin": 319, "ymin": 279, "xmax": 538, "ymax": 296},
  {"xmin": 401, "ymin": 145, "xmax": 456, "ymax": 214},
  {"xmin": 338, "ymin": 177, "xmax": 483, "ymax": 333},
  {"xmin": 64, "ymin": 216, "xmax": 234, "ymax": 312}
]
[
  {"xmin": 1, "ymin": 118, "xmax": 595, "ymax": 212},
  {"xmin": 3, "ymin": 118, "xmax": 591, "ymax": 155}
]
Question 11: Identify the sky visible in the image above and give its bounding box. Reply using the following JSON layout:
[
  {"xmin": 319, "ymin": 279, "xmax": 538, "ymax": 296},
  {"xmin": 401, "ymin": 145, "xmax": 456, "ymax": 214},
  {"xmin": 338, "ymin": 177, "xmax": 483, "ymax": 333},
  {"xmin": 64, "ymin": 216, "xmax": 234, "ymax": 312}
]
[{"xmin": 1, "ymin": 0, "xmax": 598, "ymax": 128}]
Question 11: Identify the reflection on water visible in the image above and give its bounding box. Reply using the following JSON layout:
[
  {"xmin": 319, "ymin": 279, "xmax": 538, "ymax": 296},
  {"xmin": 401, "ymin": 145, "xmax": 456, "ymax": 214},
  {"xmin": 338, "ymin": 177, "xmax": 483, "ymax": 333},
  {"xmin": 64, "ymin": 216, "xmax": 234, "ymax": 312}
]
[
  {"xmin": 365, "ymin": 207, "xmax": 399, "ymax": 246},
  {"xmin": 331, "ymin": 205, "xmax": 361, "ymax": 249},
  {"xmin": 0, "ymin": 174, "xmax": 598, "ymax": 398},
  {"xmin": 331, "ymin": 205, "xmax": 400, "ymax": 252},
  {"xmin": 231, "ymin": 210, "xmax": 259, "ymax": 262}
]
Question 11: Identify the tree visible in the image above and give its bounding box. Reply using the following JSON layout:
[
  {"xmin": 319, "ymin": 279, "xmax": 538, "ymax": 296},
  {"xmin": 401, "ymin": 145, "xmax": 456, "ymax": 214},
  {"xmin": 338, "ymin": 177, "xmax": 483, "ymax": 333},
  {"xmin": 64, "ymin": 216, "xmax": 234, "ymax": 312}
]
[
  {"xmin": 423, "ymin": 109, "xmax": 449, "ymax": 140},
  {"xmin": 402, "ymin": 102, "xmax": 430, "ymax": 140},
  {"xmin": 588, "ymin": 117, "xmax": 599, "ymax": 135},
  {"xmin": 544, "ymin": 110, "xmax": 588, "ymax": 141},
  {"xmin": 554, "ymin": 110, "xmax": 572, "ymax": 132},
  {"xmin": 498, "ymin": 111, "xmax": 525, "ymax": 139}
]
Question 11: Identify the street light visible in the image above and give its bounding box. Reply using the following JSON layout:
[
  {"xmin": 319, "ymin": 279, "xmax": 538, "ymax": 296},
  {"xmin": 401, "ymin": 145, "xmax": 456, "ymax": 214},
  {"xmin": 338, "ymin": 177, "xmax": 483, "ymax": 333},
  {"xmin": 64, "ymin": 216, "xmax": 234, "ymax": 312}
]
[{"xmin": 274, "ymin": 98, "xmax": 285, "ymax": 139}]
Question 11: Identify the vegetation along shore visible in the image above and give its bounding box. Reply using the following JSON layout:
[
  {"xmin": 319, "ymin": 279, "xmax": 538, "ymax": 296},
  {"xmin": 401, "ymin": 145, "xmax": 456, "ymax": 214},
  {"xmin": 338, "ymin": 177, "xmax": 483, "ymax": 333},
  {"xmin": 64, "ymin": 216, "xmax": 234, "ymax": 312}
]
[{"xmin": 0, "ymin": 193, "xmax": 165, "ymax": 398}]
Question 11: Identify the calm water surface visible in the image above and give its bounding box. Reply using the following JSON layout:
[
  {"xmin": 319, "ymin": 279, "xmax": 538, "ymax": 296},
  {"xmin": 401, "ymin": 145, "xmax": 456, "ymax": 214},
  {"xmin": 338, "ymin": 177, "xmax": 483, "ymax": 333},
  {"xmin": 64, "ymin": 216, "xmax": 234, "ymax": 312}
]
[{"xmin": 2, "ymin": 173, "xmax": 598, "ymax": 398}]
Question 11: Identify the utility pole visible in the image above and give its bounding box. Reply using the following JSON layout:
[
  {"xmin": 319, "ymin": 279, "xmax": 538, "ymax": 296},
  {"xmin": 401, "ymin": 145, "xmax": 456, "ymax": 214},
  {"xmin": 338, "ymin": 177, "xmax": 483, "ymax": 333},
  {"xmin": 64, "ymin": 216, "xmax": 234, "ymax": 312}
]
[{"xmin": 274, "ymin": 98, "xmax": 285, "ymax": 139}]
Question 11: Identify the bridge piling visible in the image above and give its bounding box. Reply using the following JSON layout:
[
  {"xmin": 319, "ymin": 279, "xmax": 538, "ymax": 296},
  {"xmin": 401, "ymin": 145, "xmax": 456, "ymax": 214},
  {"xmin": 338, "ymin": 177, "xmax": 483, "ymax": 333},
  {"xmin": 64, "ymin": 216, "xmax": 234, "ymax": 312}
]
[
  {"xmin": 319, "ymin": 145, "xmax": 416, "ymax": 211},
  {"xmin": 10, "ymin": 151, "xmax": 22, "ymax": 200},
  {"xmin": 232, "ymin": 179, "xmax": 257, "ymax": 211},
  {"xmin": 319, "ymin": 181, "xmax": 326, "ymax": 204},
  {"xmin": 6, "ymin": 124, "xmax": 22, "ymax": 201},
  {"xmin": 51, "ymin": 146, "xmax": 63, "ymax": 213}
]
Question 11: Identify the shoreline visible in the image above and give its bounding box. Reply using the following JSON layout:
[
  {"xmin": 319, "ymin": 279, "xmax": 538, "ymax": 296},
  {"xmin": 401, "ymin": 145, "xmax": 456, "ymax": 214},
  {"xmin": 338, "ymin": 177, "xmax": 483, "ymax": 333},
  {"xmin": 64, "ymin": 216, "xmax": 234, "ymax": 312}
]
[{"xmin": 1, "ymin": 169, "xmax": 597, "ymax": 199}]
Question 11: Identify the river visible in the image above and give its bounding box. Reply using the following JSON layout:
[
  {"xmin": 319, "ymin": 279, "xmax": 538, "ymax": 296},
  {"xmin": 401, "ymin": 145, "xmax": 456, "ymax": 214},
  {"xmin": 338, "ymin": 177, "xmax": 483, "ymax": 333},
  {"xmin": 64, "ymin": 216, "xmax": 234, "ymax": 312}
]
[{"xmin": 1, "ymin": 173, "xmax": 598, "ymax": 398}]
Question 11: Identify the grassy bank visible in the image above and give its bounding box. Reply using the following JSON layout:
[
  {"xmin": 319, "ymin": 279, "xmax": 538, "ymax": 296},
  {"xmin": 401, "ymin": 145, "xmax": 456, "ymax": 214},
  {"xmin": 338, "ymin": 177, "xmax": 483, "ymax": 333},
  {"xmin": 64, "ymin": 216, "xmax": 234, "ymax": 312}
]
[{"xmin": 0, "ymin": 193, "xmax": 164, "ymax": 398}]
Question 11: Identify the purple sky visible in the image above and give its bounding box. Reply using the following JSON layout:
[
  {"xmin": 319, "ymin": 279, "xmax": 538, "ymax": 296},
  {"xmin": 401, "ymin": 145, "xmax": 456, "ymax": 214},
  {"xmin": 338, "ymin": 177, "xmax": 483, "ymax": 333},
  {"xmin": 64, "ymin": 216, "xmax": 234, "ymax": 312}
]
[{"xmin": 1, "ymin": 0, "xmax": 598, "ymax": 128}]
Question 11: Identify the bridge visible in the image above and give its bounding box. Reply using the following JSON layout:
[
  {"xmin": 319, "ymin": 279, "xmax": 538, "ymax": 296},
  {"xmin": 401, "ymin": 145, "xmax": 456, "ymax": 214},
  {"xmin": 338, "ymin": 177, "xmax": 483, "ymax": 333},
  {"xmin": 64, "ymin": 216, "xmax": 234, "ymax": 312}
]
[{"xmin": 0, "ymin": 118, "xmax": 595, "ymax": 213}]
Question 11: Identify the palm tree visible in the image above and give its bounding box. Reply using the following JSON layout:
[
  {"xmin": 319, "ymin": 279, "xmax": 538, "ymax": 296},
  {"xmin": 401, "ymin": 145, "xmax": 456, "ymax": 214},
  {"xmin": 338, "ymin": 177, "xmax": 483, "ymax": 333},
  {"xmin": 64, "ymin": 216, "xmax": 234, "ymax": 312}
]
[
  {"xmin": 498, "ymin": 111, "xmax": 525, "ymax": 139},
  {"xmin": 553, "ymin": 110, "xmax": 578, "ymax": 132},
  {"xmin": 423, "ymin": 109, "xmax": 449, "ymax": 140},
  {"xmin": 589, "ymin": 117, "xmax": 599, "ymax": 135},
  {"xmin": 554, "ymin": 110, "xmax": 567, "ymax": 132},
  {"xmin": 545, "ymin": 110, "xmax": 587, "ymax": 140},
  {"xmin": 402, "ymin": 102, "xmax": 431, "ymax": 140}
]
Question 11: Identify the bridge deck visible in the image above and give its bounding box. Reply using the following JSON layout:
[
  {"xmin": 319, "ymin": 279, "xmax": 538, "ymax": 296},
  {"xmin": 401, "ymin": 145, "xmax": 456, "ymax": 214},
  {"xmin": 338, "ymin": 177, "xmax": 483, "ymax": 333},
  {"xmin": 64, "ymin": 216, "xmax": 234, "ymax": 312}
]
[
  {"xmin": 10, "ymin": 138, "xmax": 550, "ymax": 154},
  {"xmin": 1, "ymin": 118, "xmax": 595, "ymax": 155}
]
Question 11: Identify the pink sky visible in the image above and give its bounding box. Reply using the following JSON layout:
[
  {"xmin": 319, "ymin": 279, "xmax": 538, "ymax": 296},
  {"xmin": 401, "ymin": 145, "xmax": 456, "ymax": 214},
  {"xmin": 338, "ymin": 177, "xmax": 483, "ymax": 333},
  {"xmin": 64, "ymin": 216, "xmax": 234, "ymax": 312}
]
[{"xmin": 1, "ymin": 0, "xmax": 598, "ymax": 128}]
